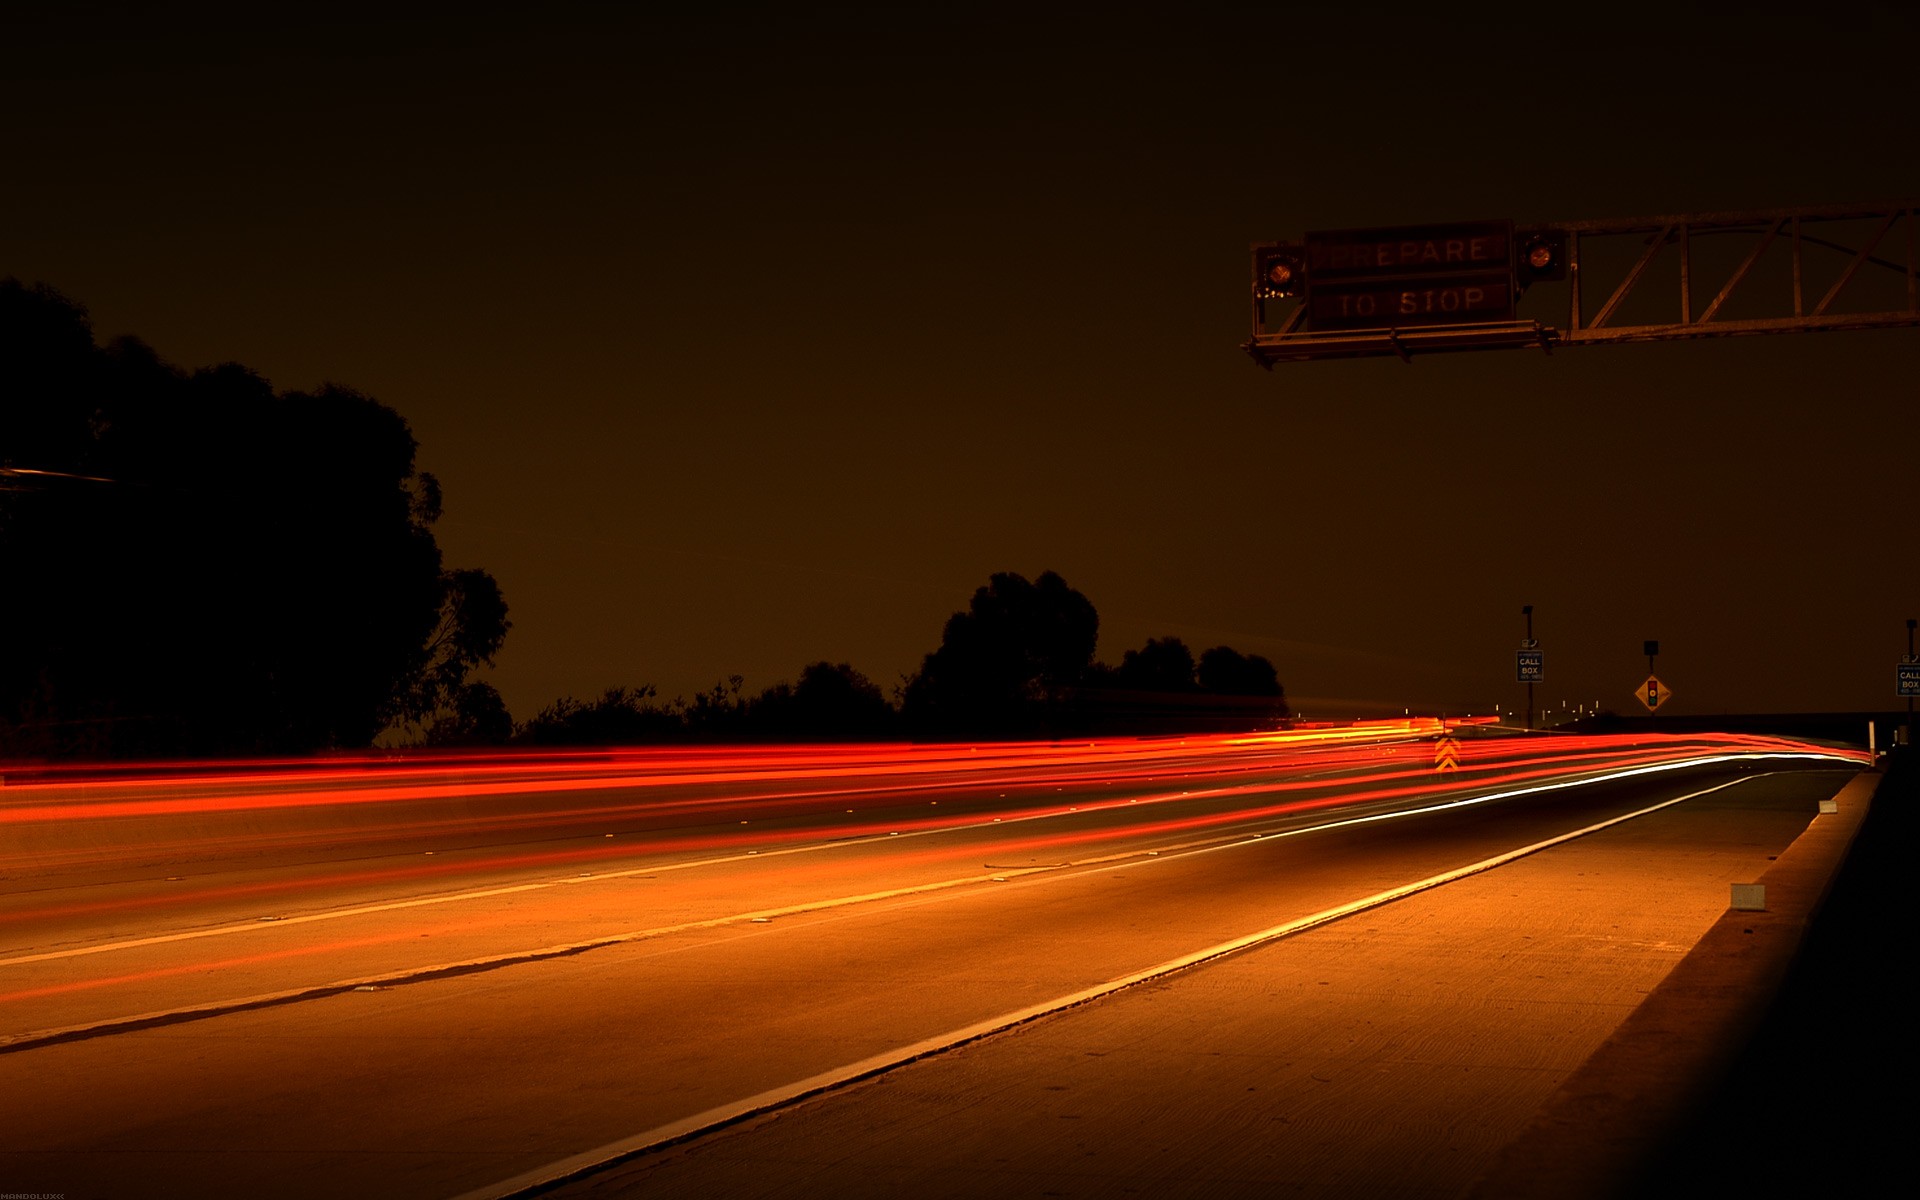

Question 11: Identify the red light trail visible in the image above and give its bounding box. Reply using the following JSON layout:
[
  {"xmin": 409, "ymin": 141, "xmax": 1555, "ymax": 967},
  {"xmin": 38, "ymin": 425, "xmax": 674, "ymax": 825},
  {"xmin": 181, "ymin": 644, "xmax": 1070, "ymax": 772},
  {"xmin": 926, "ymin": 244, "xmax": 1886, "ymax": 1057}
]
[{"xmin": 1, "ymin": 721, "xmax": 1868, "ymax": 1048}]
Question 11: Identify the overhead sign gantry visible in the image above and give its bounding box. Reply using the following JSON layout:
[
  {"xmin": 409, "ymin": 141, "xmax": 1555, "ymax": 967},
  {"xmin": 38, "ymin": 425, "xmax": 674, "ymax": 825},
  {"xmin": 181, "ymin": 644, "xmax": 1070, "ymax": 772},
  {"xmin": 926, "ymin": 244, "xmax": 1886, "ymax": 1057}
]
[{"xmin": 1246, "ymin": 200, "xmax": 1920, "ymax": 364}]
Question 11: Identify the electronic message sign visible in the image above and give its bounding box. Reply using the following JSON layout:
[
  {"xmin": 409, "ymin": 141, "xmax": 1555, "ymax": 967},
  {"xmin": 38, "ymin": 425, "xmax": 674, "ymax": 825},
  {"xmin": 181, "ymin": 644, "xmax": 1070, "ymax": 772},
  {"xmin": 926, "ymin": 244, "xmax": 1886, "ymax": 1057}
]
[{"xmin": 1301, "ymin": 221, "xmax": 1517, "ymax": 331}]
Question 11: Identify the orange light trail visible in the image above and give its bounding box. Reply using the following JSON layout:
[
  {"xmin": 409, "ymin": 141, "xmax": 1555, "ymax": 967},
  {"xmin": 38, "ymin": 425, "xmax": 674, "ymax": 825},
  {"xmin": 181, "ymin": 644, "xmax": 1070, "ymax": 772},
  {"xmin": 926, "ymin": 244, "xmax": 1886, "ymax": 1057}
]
[
  {"xmin": 0, "ymin": 724, "xmax": 1871, "ymax": 1034},
  {"xmin": 2, "ymin": 723, "xmax": 1868, "ymax": 923}
]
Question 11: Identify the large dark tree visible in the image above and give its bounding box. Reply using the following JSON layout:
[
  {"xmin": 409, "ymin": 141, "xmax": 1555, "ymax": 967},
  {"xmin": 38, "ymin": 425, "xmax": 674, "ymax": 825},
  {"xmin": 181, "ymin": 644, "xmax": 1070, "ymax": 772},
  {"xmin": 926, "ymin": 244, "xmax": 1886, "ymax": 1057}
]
[
  {"xmin": 901, "ymin": 570, "xmax": 1098, "ymax": 738},
  {"xmin": 754, "ymin": 661, "xmax": 896, "ymax": 741},
  {"xmin": 1196, "ymin": 645, "xmax": 1285, "ymax": 701},
  {"xmin": 0, "ymin": 279, "xmax": 508, "ymax": 757},
  {"xmin": 425, "ymin": 681, "xmax": 515, "ymax": 747},
  {"xmin": 1114, "ymin": 636, "xmax": 1198, "ymax": 693},
  {"xmin": 1075, "ymin": 637, "xmax": 1289, "ymax": 732}
]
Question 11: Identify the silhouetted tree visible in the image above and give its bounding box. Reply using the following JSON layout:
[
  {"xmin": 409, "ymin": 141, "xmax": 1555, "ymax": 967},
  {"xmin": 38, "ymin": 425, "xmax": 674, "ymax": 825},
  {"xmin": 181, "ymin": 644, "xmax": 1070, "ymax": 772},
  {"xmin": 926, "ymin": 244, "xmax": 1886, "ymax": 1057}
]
[
  {"xmin": 425, "ymin": 681, "xmax": 514, "ymax": 746},
  {"xmin": 0, "ymin": 279, "xmax": 508, "ymax": 757},
  {"xmin": 683, "ymin": 675, "xmax": 750, "ymax": 740},
  {"xmin": 1071, "ymin": 638, "xmax": 1290, "ymax": 733},
  {"xmin": 754, "ymin": 661, "xmax": 896, "ymax": 741},
  {"xmin": 514, "ymin": 686, "xmax": 677, "ymax": 745},
  {"xmin": 902, "ymin": 570, "xmax": 1098, "ymax": 738},
  {"xmin": 398, "ymin": 568, "xmax": 511, "ymax": 726},
  {"xmin": 1115, "ymin": 637, "xmax": 1198, "ymax": 692},
  {"xmin": 1196, "ymin": 646, "xmax": 1285, "ymax": 702}
]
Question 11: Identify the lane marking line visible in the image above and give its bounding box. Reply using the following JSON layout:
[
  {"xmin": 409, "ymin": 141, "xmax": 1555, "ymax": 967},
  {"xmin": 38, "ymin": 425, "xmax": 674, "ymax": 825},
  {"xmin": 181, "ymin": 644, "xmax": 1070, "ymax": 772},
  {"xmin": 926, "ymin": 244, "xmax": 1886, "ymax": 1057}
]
[{"xmin": 452, "ymin": 773, "xmax": 1776, "ymax": 1200}]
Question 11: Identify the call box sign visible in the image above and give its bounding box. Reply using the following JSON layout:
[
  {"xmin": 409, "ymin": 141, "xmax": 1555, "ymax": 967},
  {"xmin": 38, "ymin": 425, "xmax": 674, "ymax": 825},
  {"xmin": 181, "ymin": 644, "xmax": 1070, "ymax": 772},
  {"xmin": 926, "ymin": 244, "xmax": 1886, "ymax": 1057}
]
[
  {"xmin": 1302, "ymin": 220, "xmax": 1517, "ymax": 331},
  {"xmin": 1517, "ymin": 649, "xmax": 1544, "ymax": 683}
]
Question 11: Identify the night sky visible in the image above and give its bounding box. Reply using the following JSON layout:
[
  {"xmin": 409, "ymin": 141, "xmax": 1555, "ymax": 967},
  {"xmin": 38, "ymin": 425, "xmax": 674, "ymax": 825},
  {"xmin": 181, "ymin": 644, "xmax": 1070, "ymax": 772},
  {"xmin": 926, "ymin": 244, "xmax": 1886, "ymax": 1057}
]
[{"xmin": 7, "ymin": 3, "xmax": 1917, "ymax": 723}]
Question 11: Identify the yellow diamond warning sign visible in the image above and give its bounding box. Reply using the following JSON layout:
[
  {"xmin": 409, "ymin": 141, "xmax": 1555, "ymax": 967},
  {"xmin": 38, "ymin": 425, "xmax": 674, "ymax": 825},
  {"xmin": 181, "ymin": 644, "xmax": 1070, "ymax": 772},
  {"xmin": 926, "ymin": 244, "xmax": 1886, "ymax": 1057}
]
[{"xmin": 1637, "ymin": 675, "xmax": 1671, "ymax": 712}]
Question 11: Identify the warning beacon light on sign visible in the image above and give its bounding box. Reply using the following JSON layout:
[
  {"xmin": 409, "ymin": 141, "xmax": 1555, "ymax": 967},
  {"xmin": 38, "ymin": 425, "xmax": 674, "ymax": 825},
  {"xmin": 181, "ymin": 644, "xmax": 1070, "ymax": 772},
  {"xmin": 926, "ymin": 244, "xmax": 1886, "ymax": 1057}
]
[
  {"xmin": 1255, "ymin": 248, "xmax": 1305, "ymax": 298},
  {"xmin": 1516, "ymin": 231, "xmax": 1568, "ymax": 288}
]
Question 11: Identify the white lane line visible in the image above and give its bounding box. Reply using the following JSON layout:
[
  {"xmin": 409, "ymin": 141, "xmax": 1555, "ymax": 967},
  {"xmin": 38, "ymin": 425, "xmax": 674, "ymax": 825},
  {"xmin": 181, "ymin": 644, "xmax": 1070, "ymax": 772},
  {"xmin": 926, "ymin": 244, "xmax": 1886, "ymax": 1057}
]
[
  {"xmin": 0, "ymin": 864, "xmax": 1059, "ymax": 1052},
  {"xmin": 0, "ymin": 882, "xmax": 550, "ymax": 968},
  {"xmin": 452, "ymin": 772, "xmax": 1779, "ymax": 1200}
]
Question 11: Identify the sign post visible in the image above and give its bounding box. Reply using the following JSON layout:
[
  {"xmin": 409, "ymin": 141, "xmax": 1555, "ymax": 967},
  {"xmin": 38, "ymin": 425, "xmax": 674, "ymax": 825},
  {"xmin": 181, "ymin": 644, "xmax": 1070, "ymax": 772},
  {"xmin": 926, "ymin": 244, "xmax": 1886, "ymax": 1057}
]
[
  {"xmin": 1517, "ymin": 604, "xmax": 1541, "ymax": 729},
  {"xmin": 1902, "ymin": 619, "xmax": 1919, "ymax": 744}
]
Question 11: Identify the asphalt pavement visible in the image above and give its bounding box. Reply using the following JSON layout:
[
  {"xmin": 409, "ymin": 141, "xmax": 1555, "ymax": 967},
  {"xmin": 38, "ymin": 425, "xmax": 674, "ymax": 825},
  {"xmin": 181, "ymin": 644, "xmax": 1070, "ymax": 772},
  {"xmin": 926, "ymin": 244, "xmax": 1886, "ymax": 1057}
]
[
  {"xmin": 5, "ymin": 743, "xmax": 1892, "ymax": 1199},
  {"xmin": 543, "ymin": 762, "xmax": 1885, "ymax": 1199}
]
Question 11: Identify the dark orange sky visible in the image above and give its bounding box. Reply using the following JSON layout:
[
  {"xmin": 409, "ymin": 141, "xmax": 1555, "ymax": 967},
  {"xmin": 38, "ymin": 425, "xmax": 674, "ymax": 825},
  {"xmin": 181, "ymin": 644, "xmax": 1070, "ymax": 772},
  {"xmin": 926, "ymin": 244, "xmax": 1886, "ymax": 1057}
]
[{"xmin": 7, "ymin": 3, "xmax": 1918, "ymax": 721}]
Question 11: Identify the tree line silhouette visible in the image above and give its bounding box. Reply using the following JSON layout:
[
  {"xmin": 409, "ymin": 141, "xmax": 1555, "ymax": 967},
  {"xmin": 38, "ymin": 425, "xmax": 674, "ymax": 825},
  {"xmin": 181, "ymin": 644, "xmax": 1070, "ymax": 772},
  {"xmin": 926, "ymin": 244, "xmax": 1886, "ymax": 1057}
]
[
  {"xmin": 511, "ymin": 571, "xmax": 1287, "ymax": 746},
  {"xmin": 2, "ymin": 281, "xmax": 1285, "ymax": 758}
]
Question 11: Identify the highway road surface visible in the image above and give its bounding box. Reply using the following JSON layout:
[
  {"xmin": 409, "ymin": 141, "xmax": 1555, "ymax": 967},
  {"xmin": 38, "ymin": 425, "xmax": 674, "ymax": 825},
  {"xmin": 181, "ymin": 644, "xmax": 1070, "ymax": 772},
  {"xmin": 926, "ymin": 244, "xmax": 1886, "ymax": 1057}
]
[{"xmin": 0, "ymin": 723, "xmax": 1870, "ymax": 1198}]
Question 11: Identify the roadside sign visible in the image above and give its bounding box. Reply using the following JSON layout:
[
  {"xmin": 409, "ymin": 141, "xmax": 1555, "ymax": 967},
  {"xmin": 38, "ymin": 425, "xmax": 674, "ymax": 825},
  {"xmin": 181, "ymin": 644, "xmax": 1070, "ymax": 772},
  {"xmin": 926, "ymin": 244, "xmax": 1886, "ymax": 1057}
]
[
  {"xmin": 1301, "ymin": 221, "xmax": 1517, "ymax": 331},
  {"xmin": 1637, "ymin": 675, "xmax": 1671, "ymax": 712},
  {"xmin": 1898, "ymin": 662, "xmax": 1920, "ymax": 697},
  {"xmin": 1517, "ymin": 650, "xmax": 1544, "ymax": 683},
  {"xmin": 1433, "ymin": 734, "xmax": 1460, "ymax": 772}
]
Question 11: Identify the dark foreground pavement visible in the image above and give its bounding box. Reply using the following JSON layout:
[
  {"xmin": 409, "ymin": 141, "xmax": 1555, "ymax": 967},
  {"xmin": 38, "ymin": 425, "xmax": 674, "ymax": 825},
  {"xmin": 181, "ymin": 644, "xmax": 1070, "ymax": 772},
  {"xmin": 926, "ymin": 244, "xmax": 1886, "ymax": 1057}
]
[
  {"xmin": 542, "ymin": 762, "xmax": 1892, "ymax": 1199},
  {"xmin": 1475, "ymin": 751, "xmax": 1911, "ymax": 1197},
  {"xmin": 1625, "ymin": 747, "xmax": 1912, "ymax": 1195}
]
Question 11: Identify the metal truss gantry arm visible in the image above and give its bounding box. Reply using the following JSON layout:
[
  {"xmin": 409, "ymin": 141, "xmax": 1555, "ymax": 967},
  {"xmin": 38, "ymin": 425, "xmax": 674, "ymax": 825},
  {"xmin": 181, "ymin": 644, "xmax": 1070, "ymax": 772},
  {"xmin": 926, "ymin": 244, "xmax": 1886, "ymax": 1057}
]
[{"xmin": 1246, "ymin": 200, "xmax": 1920, "ymax": 364}]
